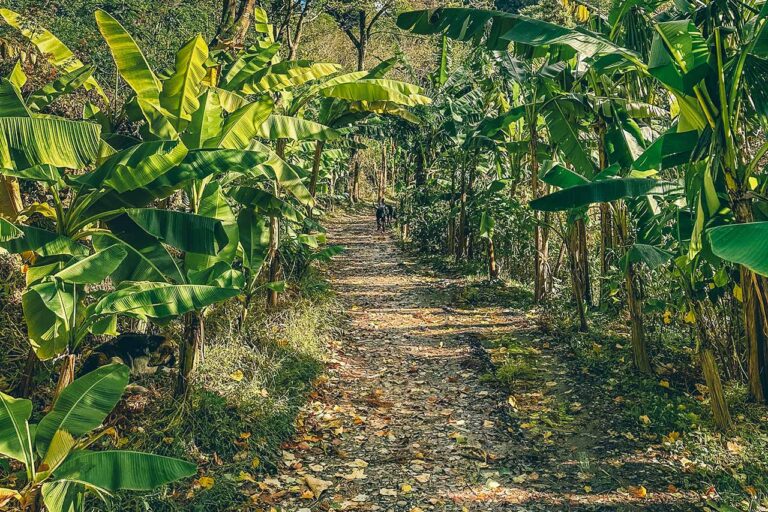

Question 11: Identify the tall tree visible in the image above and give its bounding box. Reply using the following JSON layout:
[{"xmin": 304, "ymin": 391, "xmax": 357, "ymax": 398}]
[
  {"xmin": 325, "ymin": 0, "xmax": 394, "ymax": 70},
  {"xmin": 213, "ymin": 0, "xmax": 257, "ymax": 50}
]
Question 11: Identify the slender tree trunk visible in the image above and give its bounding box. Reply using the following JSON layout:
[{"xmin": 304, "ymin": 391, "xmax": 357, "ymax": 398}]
[
  {"xmin": 15, "ymin": 348, "xmax": 37, "ymax": 397},
  {"xmin": 597, "ymin": 122, "xmax": 613, "ymax": 305},
  {"xmin": 689, "ymin": 300, "xmax": 732, "ymax": 429},
  {"xmin": 53, "ymin": 354, "xmax": 75, "ymax": 400},
  {"xmin": 448, "ymin": 163, "xmax": 456, "ymax": 255},
  {"xmin": 625, "ymin": 261, "xmax": 651, "ymax": 373},
  {"xmin": 487, "ymin": 236, "xmax": 498, "ymax": 281},
  {"xmin": 732, "ymin": 197, "xmax": 768, "ymax": 402},
  {"xmin": 578, "ymin": 216, "xmax": 591, "ymax": 306},
  {"xmin": 456, "ymin": 154, "xmax": 468, "ymax": 262},
  {"xmin": 349, "ymin": 146, "xmax": 361, "ymax": 203},
  {"xmin": 568, "ymin": 222, "xmax": 589, "ymax": 332},
  {"xmin": 176, "ymin": 312, "xmax": 204, "ymax": 397},
  {"xmin": 308, "ymin": 139, "xmax": 325, "ymax": 198},
  {"xmin": 356, "ymin": 11, "xmax": 367, "ymax": 71},
  {"xmin": 267, "ymin": 140, "xmax": 286, "ymax": 308},
  {"xmin": 531, "ymin": 125, "xmax": 548, "ymax": 303}
]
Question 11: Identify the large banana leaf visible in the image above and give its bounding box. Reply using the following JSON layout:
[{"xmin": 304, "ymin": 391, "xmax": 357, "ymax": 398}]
[
  {"xmin": 530, "ymin": 178, "xmax": 674, "ymax": 211},
  {"xmin": 160, "ymin": 36, "xmax": 209, "ymax": 127},
  {"xmin": 540, "ymin": 163, "xmax": 589, "ymax": 188},
  {"xmin": 22, "ymin": 280, "xmax": 74, "ymax": 360},
  {"xmin": 41, "ymin": 481, "xmax": 84, "ymax": 512},
  {"xmin": 0, "ymin": 217, "xmax": 21, "ymax": 241},
  {"xmin": 237, "ymin": 208, "xmax": 270, "ymax": 273},
  {"xmin": 54, "ymin": 245, "xmax": 128, "ymax": 284},
  {"xmin": 648, "ymin": 21, "xmax": 710, "ymax": 96},
  {"xmin": 0, "ymin": 225, "xmax": 87, "ymax": 257},
  {"xmin": 256, "ymin": 115, "xmax": 340, "ymax": 141},
  {"xmin": 188, "ymin": 261, "xmax": 244, "ymax": 288},
  {"xmin": 35, "ymin": 364, "xmax": 129, "ymax": 456},
  {"xmin": 709, "ymin": 222, "xmax": 768, "ymax": 276},
  {"xmin": 243, "ymin": 61, "xmax": 340, "ymax": 94},
  {"xmin": 185, "ymin": 181, "xmax": 238, "ymax": 269},
  {"xmin": 397, "ymin": 8, "xmax": 638, "ymax": 59},
  {"xmin": 126, "ymin": 208, "xmax": 228, "ymax": 255},
  {"xmin": 182, "ymin": 89, "xmax": 223, "ymax": 149},
  {"xmin": 27, "ymin": 66, "xmax": 95, "ymax": 112},
  {"xmin": 221, "ymin": 41, "xmax": 281, "ymax": 92},
  {"xmin": 94, "ymin": 282, "xmax": 240, "ymax": 319},
  {"xmin": 542, "ymin": 98, "xmax": 595, "ymax": 176},
  {"xmin": 74, "ymin": 140, "xmax": 188, "ymax": 193},
  {"xmin": 95, "ymin": 215, "xmax": 184, "ymax": 284},
  {"xmin": 95, "ymin": 10, "xmax": 161, "ymax": 104},
  {"xmin": 0, "ymin": 78, "xmax": 30, "ymax": 117},
  {"xmin": 0, "ymin": 9, "xmax": 106, "ymax": 101},
  {"xmin": 624, "ymin": 243, "xmax": 674, "ymax": 270},
  {"xmin": 211, "ymin": 99, "xmax": 273, "ymax": 150},
  {"xmin": 631, "ymin": 128, "xmax": 698, "ymax": 173},
  {"xmin": 53, "ymin": 451, "xmax": 196, "ymax": 491},
  {"xmin": 321, "ymin": 81, "xmax": 429, "ymax": 107},
  {"xmin": 246, "ymin": 140, "xmax": 314, "ymax": 206},
  {"xmin": 0, "ymin": 117, "xmax": 101, "ymax": 170},
  {"xmin": 0, "ymin": 391, "xmax": 33, "ymax": 467},
  {"xmin": 1, "ymin": 164, "xmax": 64, "ymax": 186}
]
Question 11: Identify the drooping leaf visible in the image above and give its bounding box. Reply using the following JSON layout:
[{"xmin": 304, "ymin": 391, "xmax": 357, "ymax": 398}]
[
  {"xmin": 54, "ymin": 245, "xmax": 128, "ymax": 284},
  {"xmin": 35, "ymin": 364, "xmax": 129, "ymax": 456},
  {"xmin": 95, "ymin": 282, "xmax": 239, "ymax": 319},
  {"xmin": 709, "ymin": 222, "xmax": 768, "ymax": 277},
  {"xmin": 126, "ymin": 208, "xmax": 228, "ymax": 255},
  {"xmin": 0, "ymin": 391, "xmax": 33, "ymax": 466},
  {"xmin": 237, "ymin": 208, "xmax": 270, "ymax": 273},
  {"xmin": 53, "ymin": 450, "xmax": 196, "ymax": 491},
  {"xmin": 530, "ymin": 178, "xmax": 675, "ymax": 211},
  {"xmin": 256, "ymin": 115, "xmax": 340, "ymax": 141}
]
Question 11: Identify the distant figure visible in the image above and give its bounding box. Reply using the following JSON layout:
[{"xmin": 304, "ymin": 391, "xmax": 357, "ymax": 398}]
[
  {"xmin": 79, "ymin": 333, "xmax": 176, "ymax": 376},
  {"xmin": 375, "ymin": 202, "xmax": 388, "ymax": 231},
  {"xmin": 386, "ymin": 204, "xmax": 397, "ymax": 226}
]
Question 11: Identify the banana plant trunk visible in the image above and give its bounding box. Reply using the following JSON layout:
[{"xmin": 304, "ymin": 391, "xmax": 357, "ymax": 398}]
[
  {"xmin": 530, "ymin": 125, "xmax": 548, "ymax": 303},
  {"xmin": 487, "ymin": 236, "xmax": 498, "ymax": 281},
  {"xmin": 567, "ymin": 220, "xmax": 589, "ymax": 332},
  {"xmin": 596, "ymin": 121, "xmax": 613, "ymax": 304},
  {"xmin": 176, "ymin": 311, "xmax": 204, "ymax": 397},
  {"xmin": 0, "ymin": 176, "xmax": 23, "ymax": 220},
  {"xmin": 448, "ymin": 162, "xmax": 456, "ymax": 255},
  {"xmin": 690, "ymin": 301, "xmax": 732, "ymax": 429},
  {"xmin": 455, "ymin": 152, "xmax": 468, "ymax": 262},
  {"xmin": 53, "ymin": 354, "xmax": 76, "ymax": 401},
  {"xmin": 350, "ymin": 149, "xmax": 361, "ymax": 203},
  {"xmin": 625, "ymin": 261, "xmax": 651, "ymax": 373},
  {"xmin": 267, "ymin": 139, "xmax": 286, "ymax": 309},
  {"xmin": 308, "ymin": 139, "xmax": 325, "ymax": 199}
]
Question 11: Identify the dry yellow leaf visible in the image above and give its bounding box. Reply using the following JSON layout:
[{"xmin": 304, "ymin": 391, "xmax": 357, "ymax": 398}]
[
  {"xmin": 229, "ymin": 370, "xmax": 244, "ymax": 382},
  {"xmin": 198, "ymin": 476, "xmax": 215, "ymax": 490},
  {"xmin": 628, "ymin": 485, "xmax": 647, "ymax": 498},
  {"xmin": 659, "ymin": 380, "xmax": 670, "ymax": 388},
  {"xmin": 734, "ymin": 285, "xmax": 743, "ymax": 302},
  {"xmin": 663, "ymin": 310, "xmax": 672, "ymax": 324},
  {"xmin": 401, "ymin": 483, "xmax": 413, "ymax": 493},
  {"xmin": 639, "ymin": 415, "xmax": 651, "ymax": 425}
]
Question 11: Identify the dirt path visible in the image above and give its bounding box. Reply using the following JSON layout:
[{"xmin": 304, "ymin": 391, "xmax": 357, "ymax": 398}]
[{"xmin": 263, "ymin": 212, "xmax": 700, "ymax": 511}]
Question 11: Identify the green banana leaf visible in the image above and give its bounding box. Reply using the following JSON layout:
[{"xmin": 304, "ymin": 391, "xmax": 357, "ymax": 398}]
[
  {"xmin": 0, "ymin": 117, "xmax": 101, "ymax": 170},
  {"xmin": 160, "ymin": 35, "xmax": 209, "ymax": 127},
  {"xmin": 0, "ymin": 217, "xmax": 22, "ymax": 242},
  {"xmin": 22, "ymin": 280, "xmax": 75, "ymax": 360},
  {"xmin": 0, "ymin": 78, "xmax": 30, "ymax": 117},
  {"xmin": 54, "ymin": 245, "xmax": 128, "ymax": 284},
  {"xmin": 0, "ymin": 391, "xmax": 34, "ymax": 466},
  {"xmin": 256, "ymin": 115, "xmax": 340, "ymax": 141},
  {"xmin": 0, "ymin": 225, "xmax": 87, "ymax": 257},
  {"xmin": 53, "ymin": 450, "xmax": 196, "ymax": 491},
  {"xmin": 126, "ymin": 208, "xmax": 228, "ymax": 255},
  {"xmin": 631, "ymin": 128, "xmax": 698, "ymax": 173},
  {"xmin": 1, "ymin": 164, "xmax": 64, "ymax": 186},
  {"xmin": 321, "ymin": 81, "xmax": 429, "ymax": 107},
  {"xmin": 246, "ymin": 140, "xmax": 314, "ymax": 206},
  {"xmin": 221, "ymin": 41, "xmax": 281, "ymax": 92},
  {"xmin": 709, "ymin": 222, "xmax": 768, "ymax": 276},
  {"xmin": 0, "ymin": 8, "xmax": 106, "ymax": 101},
  {"xmin": 243, "ymin": 61, "xmax": 340, "ymax": 94},
  {"xmin": 35, "ymin": 364, "xmax": 129, "ymax": 457},
  {"xmin": 95, "ymin": 215, "xmax": 185, "ymax": 284},
  {"xmin": 211, "ymin": 99, "xmax": 273, "ymax": 150},
  {"xmin": 73, "ymin": 141, "xmax": 188, "ymax": 193},
  {"xmin": 182, "ymin": 90, "xmax": 224, "ymax": 148},
  {"xmin": 540, "ymin": 163, "xmax": 589, "ymax": 188},
  {"xmin": 543, "ymin": 98, "xmax": 595, "ymax": 176},
  {"xmin": 623, "ymin": 243, "xmax": 674, "ymax": 270},
  {"xmin": 95, "ymin": 10, "xmax": 161, "ymax": 104},
  {"xmin": 41, "ymin": 481, "xmax": 84, "ymax": 512},
  {"xmin": 94, "ymin": 282, "xmax": 240, "ymax": 319},
  {"xmin": 530, "ymin": 178, "xmax": 674, "ymax": 211},
  {"xmin": 27, "ymin": 66, "xmax": 95, "ymax": 112},
  {"xmin": 237, "ymin": 208, "xmax": 270, "ymax": 273},
  {"xmin": 185, "ymin": 181, "xmax": 238, "ymax": 269}
]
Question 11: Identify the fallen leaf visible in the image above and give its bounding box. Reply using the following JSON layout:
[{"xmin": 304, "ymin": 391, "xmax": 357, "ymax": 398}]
[
  {"xmin": 197, "ymin": 476, "xmax": 215, "ymax": 490},
  {"xmin": 628, "ymin": 485, "xmax": 647, "ymax": 499},
  {"xmin": 229, "ymin": 370, "xmax": 244, "ymax": 382},
  {"xmin": 380, "ymin": 488, "xmax": 398, "ymax": 496},
  {"xmin": 304, "ymin": 475, "xmax": 332, "ymax": 497},
  {"xmin": 415, "ymin": 473, "xmax": 431, "ymax": 483}
]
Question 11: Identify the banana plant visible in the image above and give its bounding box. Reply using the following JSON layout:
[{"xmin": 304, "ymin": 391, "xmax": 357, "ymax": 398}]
[{"xmin": 0, "ymin": 364, "xmax": 196, "ymax": 512}]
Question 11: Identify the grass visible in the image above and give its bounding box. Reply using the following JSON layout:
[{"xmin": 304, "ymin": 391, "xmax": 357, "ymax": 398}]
[{"xmin": 100, "ymin": 269, "xmax": 341, "ymax": 511}]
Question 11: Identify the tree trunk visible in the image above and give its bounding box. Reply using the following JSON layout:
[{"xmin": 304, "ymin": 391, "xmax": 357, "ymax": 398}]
[
  {"xmin": 15, "ymin": 348, "xmax": 37, "ymax": 397},
  {"xmin": 448, "ymin": 163, "xmax": 456, "ymax": 255},
  {"xmin": 349, "ymin": 147, "xmax": 361, "ymax": 203},
  {"xmin": 176, "ymin": 312, "xmax": 204, "ymax": 397},
  {"xmin": 308, "ymin": 139, "xmax": 325, "ymax": 198},
  {"xmin": 625, "ymin": 261, "xmax": 651, "ymax": 373},
  {"xmin": 531, "ymin": 125, "xmax": 548, "ymax": 303},
  {"xmin": 578, "ymin": 216, "xmax": 592, "ymax": 306},
  {"xmin": 455, "ymin": 154, "xmax": 467, "ymax": 262},
  {"xmin": 356, "ymin": 11, "xmax": 367, "ymax": 71},
  {"xmin": 732, "ymin": 196, "xmax": 768, "ymax": 402},
  {"xmin": 53, "ymin": 354, "xmax": 75, "ymax": 400},
  {"xmin": 597, "ymin": 122, "xmax": 613, "ymax": 305},
  {"xmin": 212, "ymin": 0, "xmax": 257, "ymax": 50},
  {"xmin": 487, "ymin": 236, "xmax": 498, "ymax": 281},
  {"xmin": 568, "ymin": 222, "xmax": 589, "ymax": 332}
]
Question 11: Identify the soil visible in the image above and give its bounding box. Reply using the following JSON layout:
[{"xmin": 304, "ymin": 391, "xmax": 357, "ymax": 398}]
[{"xmin": 261, "ymin": 211, "xmax": 704, "ymax": 511}]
